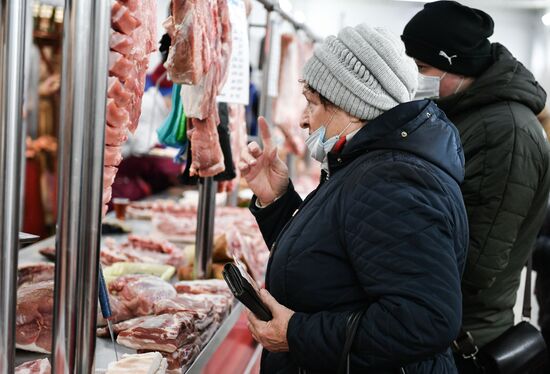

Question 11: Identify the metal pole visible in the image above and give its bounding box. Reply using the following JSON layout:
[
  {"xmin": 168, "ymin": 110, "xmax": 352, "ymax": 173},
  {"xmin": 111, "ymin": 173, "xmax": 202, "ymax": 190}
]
[
  {"xmin": 51, "ymin": 0, "xmax": 110, "ymax": 371},
  {"xmin": 194, "ymin": 177, "xmax": 217, "ymax": 279},
  {"xmin": 0, "ymin": 0, "xmax": 28, "ymax": 372}
]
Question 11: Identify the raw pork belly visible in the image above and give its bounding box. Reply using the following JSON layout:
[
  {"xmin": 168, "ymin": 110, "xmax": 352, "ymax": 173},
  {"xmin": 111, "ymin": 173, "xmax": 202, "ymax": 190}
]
[
  {"xmin": 117, "ymin": 313, "xmax": 197, "ymax": 352},
  {"xmin": 139, "ymin": 344, "xmax": 200, "ymax": 373},
  {"xmin": 103, "ymin": 0, "xmax": 157, "ymax": 214},
  {"xmin": 16, "ymin": 280, "xmax": 54, "ymax": 353},
  {"xmin": 106, "ymin": 352, "xmax": 168, "ymax": 374},
  {"xmin": 165, "ymin": 0, "xmax": 232, "ymax": 177},
  {"xmin": 15, "ymin": 359, "xmax": 51, "ymax": 374},
  {"xmin": 109, "ymin": 274, "xmax": 177, "ymax": 317},
  {"xmin": 173, "ymin": 279, "xmax": 230, "ymax": 296}
]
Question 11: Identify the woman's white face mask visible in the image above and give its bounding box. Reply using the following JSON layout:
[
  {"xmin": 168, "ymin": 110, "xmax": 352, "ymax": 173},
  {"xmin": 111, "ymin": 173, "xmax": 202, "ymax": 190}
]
[{"xmin": 305, "ymin": 117, "xmax": 353, "ymax": 166}]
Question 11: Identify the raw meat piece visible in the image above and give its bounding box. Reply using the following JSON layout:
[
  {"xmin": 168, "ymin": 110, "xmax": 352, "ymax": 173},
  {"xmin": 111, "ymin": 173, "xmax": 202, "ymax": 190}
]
[
  {"xmin": 111, "ymin": 1, "xmax": 141, "ymax": 36},
  {"xmin": 17, "ymin": 263, "xmax": 55, "ymax": 287},
  {"xmin": 106, "ymin": 352, "xmax": 167, "ymax": 374},
  {"xmin": 100, "ymin": 235, "xmax": 187, "ymax": 268},
  {"xmin": 98, "ymin": 315, "xmax": 150, "ymax": 337},
  {"xmin": 222, "ymin": 104, "xmax": 247, "ymax": 192},
  {"xmin": 110, "ymin": 32, "xmax": 135, "ymax": 55},
  {"xmin": 174, "ymin": 279, "xmax": 230, "ymax": 296},
  {"xmin": 103, "ymin": 186, "xmax": 113, "ymax": 206},
  {"xmin": 104, "ymin": 166, "xmax": 118, "ymax": 188},
  {"xmin": 188, "ymin": 118, "xmax": 225, "ymax": 177},
  {"xmin": 138, "ymin": 344, "xmax": 200, "ymax": 372},
  {"xmin": 106, "ymin": 98, "xmax": 130, "ymax": 128},
  {"xmin": 153, "ymin": 296, "xmax": 215, "ymax": 331},
  {"xmin": 217, "ymin": 0, "xmax": 232, "ymax": 87},
  {"xmin": 109, "ymin": 275, "xmax": 177, "ymax": 317},
  {"xmin": 108, "ymin": 77, "xmax": 132, "ymax": 108},
  {"xmin": 39, "ymin": 246, "xmax": 56, "ymax": 261},
  {"xmin": 151, "ymin": 213, "xmax": 197, "ymax": 242},
  {"xmin": 118, "ymin": 0, "xmax": 139, "ymax": 12},
  {"xmin": 117, "ymin": 313, "xmax": 197, "ymax": 353},
  {"xmin": 105, "ymin": 145, "xmax": 123, "ymax": 167},
  {"xmin": 97, "ymin": 293, "xmax": 134, "ymax": 327},
  {"xmin": 272, "ymin": 34, "xmax": 312, "ymax": 156},
  {"xmin": 105, "ymin": 123, "xmax": 129, "ymax": 146},
  {"xmin": 16, "ymin": 280, "xmax": 54, "ymax": 353},
  {"xmin": 15, "ymin": 358, "xmax": 51, "ymax": 374},
  {"xmin": 109, "ymin": 51, "xmax": 134, "ymax": 81},
  {"xmin": 142, "ymin": 0, "xmax": 158, "ymax": 55}
]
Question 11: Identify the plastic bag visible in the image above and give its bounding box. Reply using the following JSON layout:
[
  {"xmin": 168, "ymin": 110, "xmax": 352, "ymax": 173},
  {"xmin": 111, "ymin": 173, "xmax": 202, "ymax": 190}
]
[{"xmin": 157, "ymin": 84, "xmax": 186, "ymax": 147}]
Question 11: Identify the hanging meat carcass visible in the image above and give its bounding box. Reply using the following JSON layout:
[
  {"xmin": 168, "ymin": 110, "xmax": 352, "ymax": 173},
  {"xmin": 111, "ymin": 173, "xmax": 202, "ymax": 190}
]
[
  {"xmin": 272, "ymin": 34, "xmax": 314, "ymax": 156},
  {"xmin": 164, "ymin": 0, "xmax": 232, "ymax": 177},
  {"xmin": 103, "ymin": 0, "xmax": 157, "ymax": 215}
]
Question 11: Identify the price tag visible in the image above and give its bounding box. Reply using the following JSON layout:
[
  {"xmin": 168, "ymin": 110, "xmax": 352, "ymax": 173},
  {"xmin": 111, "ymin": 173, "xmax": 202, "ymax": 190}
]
[{"xmin": 217, "ymin": 0, "xmax": 250, "ymax": 105}]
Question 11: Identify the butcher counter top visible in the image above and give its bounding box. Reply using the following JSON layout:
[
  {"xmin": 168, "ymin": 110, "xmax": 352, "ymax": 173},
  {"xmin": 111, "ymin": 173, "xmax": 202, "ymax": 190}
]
[{"xmin": 15, "ymin": 189, "xmax": 253, "ymax": 373}]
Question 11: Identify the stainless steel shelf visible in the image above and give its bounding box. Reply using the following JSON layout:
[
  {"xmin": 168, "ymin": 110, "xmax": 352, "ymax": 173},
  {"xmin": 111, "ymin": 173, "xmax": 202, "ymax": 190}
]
[{"xmin": 185, "ymin": 303, "xmax": 243, "ymax": 374}]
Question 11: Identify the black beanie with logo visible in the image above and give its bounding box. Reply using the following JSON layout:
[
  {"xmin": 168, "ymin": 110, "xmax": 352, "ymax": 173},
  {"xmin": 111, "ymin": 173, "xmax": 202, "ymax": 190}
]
[{"xmin": 401, "ymin": 0, "xmax": 494, "ymax": 77}]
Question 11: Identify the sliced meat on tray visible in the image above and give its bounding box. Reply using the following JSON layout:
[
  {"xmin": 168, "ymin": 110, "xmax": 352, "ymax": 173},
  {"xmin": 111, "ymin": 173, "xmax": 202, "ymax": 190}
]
[
  {"xmin": 117, "ymin": 312, "xmax": 197, "ymax": 353},
  {"xmin": 15, "ymin": 358, "xmax": 51, "ymax": 374},
  {"xmin": 139, "ymin": 344, "xmax": 200, "ymax": 373},
  {"xmin": 16, "ymin": 280, "xmax": 54, "ymax": 353}
]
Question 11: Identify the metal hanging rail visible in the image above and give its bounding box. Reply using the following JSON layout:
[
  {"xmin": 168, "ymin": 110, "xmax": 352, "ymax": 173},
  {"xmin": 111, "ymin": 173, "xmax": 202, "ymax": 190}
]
[
  {"xmin": 255, "ymin": 0, "xmax": 321, "ymax": 42},
  {"xmin": 51, "ymin": 0, "xmax": 110, "ymax": 371},
  {"xmin": 0, "ymin": 0, "xmax": 28, "ymax": 372}
]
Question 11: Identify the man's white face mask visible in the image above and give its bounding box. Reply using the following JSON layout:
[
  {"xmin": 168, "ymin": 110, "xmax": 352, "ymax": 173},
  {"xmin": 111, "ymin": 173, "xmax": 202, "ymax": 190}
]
[{"xmin": 414, "ymin": 72, "xmax": 446, "ymax": 100}]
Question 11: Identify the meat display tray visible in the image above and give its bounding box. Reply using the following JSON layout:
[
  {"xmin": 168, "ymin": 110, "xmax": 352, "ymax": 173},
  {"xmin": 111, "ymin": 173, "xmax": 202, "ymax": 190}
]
[{"xmin": 14, "ymin": 191, "xmax": 247, "ymax": 372}]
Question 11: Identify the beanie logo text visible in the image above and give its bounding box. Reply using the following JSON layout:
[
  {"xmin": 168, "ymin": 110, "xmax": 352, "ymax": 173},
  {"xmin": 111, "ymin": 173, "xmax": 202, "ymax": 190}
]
[{"xmin": 439, "ymin": 50, "xmax": 457, "ymax": 65}]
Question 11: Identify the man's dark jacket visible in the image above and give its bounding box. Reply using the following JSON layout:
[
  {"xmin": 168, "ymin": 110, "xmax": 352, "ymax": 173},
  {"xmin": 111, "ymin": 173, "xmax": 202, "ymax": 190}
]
[
  {"xmin": 436, "ymin": 43, "xmax": 550, "ymax": 346},
  {"xmin": 250, "ymin": 100, "xmax": 468, "ymax": 373}
]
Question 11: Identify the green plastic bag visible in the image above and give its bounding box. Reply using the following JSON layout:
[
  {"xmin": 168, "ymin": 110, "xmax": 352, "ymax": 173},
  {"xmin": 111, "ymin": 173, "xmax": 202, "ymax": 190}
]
[{"xmin": 157, "ymin": 84, "xmax": 186, "ymax": 147}]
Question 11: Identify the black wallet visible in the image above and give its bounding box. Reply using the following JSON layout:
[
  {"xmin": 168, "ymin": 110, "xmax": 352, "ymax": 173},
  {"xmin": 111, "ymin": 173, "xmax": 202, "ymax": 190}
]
[{"xmin": 222, "ymin": 262, "xmax": 272, "ymax": 321}]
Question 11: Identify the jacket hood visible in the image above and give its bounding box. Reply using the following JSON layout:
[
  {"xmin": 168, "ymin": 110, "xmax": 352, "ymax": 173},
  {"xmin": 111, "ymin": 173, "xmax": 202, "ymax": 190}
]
[
  {"xmin": 328, "ymin": 99, "xmax": 465, "ymax": 183},
  {"xmin": 436, "ymin": 43, "xmax": 547, "ymax": 117}
]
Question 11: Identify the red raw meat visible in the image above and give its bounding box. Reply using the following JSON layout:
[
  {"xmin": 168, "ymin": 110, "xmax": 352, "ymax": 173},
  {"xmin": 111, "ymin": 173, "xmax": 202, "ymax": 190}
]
[
  {"xmin": 109, "ymin": 275, "xmax": 177, "ymax": 317},
  {"xmin": 107, "ymin": 77, "xmax": 132, "ymax": 108},
  {"xmin": 100, "ymin": 235, "xmax": 187, "ymax": 268},
  {"xmin": 112, "ymin": 1, "xmax": 141, "ymax": 35},
  {"xmin": 39, "ymin": 246, "xmax": 56, "ymax": 261},
  {"xmin": 103, "ymin": 166, "xmax": 118, "ymax": 189},
  {"xmin": 188, "ymin": 118, "xmax": 225, "ymax": 177},
  {"xmin": 106, "ymin": 98, "xmax": 130, "ymax": 128},
  {"xmin": 118, "ymin": 0, "xmax": 138, "ymax": 12},
  {"xmin": 97, "ymin": 315, "xmax": 149, "ymax": 337},
  {"xmin": 110, "ymin": 32, "xmax": 134, "ymax": 55},
  {"xmin": 105, "ymin": 123, "xmax": 128, "ymax": 146},
  {"xmin": 17, "ymin": 263, "xmax": 55, "ymax": 288},
  {"xmin": 15, "ymin": 358, "xmax": 51, "ymax": 374},
  {"xmin": 104, "ymin": 145, "xmax": 123, "ymax": 167},
  {"xmin": 16, "ymin": 281, "xmax": 54, "ymax": 353},
  {"xmin": 174, "ymin": 279, "xmax": 231, "ymax": 297},
  {"xmin": 102, "ymin": 186, "xmax": 112, "ymax": 206},
  {"xmin": 139, "ymin": 344, "xmax": 200, "ymax": 372},
  {"xmin": 109, "ymin": 51, "xmax": 134, "ymax": 83},
  {"xmin": 117, "ymin": 312, "xmax": 197, "ymax": 353}
]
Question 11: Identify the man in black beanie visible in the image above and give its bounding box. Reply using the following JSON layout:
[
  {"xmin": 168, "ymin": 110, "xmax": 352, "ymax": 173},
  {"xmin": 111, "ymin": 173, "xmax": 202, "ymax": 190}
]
[{"xmin": 402, "ymin": 1, "xmax": 550, "ymax": 373}]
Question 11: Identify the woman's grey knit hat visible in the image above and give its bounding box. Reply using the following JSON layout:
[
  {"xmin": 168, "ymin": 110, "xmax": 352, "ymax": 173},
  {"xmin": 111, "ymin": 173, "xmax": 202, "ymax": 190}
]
[{"xmin": 303, "ymin": 24, "xmax": 418, "ymax": 120}]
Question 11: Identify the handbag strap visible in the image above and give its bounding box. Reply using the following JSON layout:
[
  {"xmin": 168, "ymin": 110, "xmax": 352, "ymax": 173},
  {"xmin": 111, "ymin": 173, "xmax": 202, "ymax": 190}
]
[
  {"xmin": 522, "ymin": 255, "xmax": 532, "ymax": 320},
  {"xmin": 338, "ymin": 310, "xmax": 365, "ymax": 374}
]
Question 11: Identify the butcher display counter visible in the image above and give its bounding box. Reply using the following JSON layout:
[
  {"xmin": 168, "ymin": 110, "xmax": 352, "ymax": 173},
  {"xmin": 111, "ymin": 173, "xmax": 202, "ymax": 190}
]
[{"xmin": 14, "ymin": 190, "xmax": 262, "ymax": 373}]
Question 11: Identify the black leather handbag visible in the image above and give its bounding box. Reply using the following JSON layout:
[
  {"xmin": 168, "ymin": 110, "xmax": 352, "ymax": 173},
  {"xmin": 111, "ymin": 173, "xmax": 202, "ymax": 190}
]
[
  {"xmin": 478, "ymin": 257, "xmax": 547, "ymax": 373},
  {"xmin": 454, "ymin": 256, "xmax": 547, "ymax": 373}
]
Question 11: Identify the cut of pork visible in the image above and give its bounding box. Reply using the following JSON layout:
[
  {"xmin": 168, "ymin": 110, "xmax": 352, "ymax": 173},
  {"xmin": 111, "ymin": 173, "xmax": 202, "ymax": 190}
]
[
  {"xmin": 15, "ymin": 359, "xmax": 51, "ymax": 374},
  {"xmin": 106, "ymin": 352, "xmax": 167, "ymax": 374},
  {"xmin": 117, "ymin": 313, "xmax": 197, "ymax": 353},
  {"xmin": 17, "ymin": 262, "xmax": 55, "ymax": 288},
  {"xmin": 16, "ymin": 280, "xmax": 54, "ymax": 353}
]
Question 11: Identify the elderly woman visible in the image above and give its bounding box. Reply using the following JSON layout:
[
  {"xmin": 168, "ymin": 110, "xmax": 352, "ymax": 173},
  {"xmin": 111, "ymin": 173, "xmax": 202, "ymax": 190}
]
[{"xmin": 239, "ymin": 24, "xmax": 468, "ymax": 374}]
